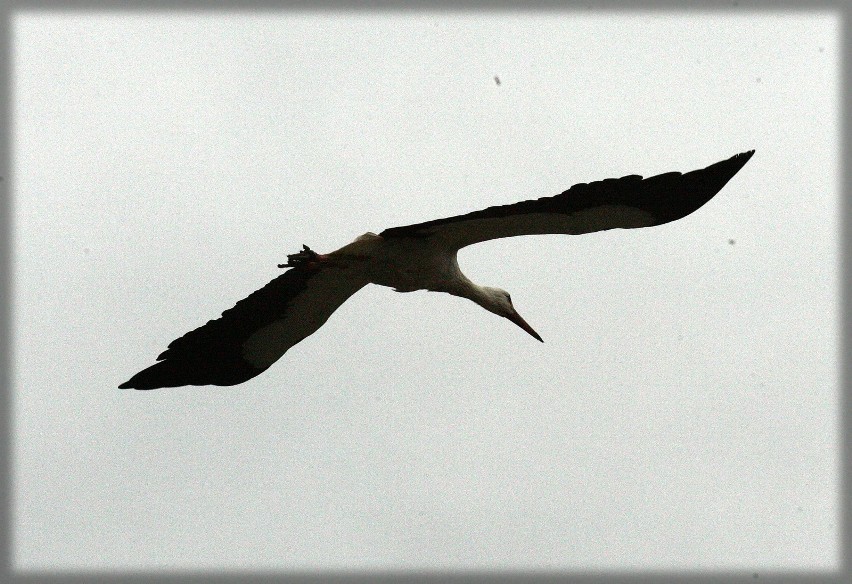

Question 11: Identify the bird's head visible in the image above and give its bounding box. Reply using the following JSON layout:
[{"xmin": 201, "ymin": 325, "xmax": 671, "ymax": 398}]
[{"xmin": 481, "ymin": 287, "xmax": 543, "ymax": 343}]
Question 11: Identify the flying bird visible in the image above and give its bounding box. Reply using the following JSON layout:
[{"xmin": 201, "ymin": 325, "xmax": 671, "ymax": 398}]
[{"xmin": 120, "ymin": 150, "xmax": 754, "ymax": 390}]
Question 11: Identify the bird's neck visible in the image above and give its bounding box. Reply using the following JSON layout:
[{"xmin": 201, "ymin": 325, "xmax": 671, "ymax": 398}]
[{"xmin": 446, "ymin": 277, "xmax": 500, "ymax": 314}]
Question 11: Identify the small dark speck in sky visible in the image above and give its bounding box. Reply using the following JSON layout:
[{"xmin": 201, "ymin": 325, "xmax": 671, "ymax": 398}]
[
  {"xmin": 756, "ymin": 77, "xmax": 761, "ymax": 83},
  {"xmin": 728, "ymin": 239, "xmax": 736, "ymax": 245},
  {"xmin": 819, "ymin": 46, "xmax": 824, "ymax": 52},
  {"xmin": 494, "ymin": 76, "xmax": 501, "ymax": 86},
  {"xmin": 84, "ymin": 247, "xmax": 91, "ymax": 255}
]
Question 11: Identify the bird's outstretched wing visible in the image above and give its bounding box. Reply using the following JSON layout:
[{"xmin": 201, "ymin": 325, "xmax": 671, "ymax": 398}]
[
  {"xmin": 119, "ymin": 256, "xmax": 370, "ymax": 390},
  {"xmin": 380, "ymin": 151, "xmax": 754, "ymax": 250}
]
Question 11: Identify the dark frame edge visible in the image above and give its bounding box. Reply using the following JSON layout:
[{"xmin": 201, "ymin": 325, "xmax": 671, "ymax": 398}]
[{"xmin": 2, "ymin": 2, "xmax": 847, "ymax": 584}]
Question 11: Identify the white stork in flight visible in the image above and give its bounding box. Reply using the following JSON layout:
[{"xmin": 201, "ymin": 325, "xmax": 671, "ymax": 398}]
[{"xmin": 120, "ymin": 150, "xmax": 754, "ymax": 389}]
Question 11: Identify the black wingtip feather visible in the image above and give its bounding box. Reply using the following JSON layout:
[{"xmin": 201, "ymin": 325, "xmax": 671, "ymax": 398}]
[
  {"xmin": 119, "ymin": 356, "xmax": 266, "ymax": 390},
  {"xmin": 639, "ymin": 149, "xmax": 755, "ymax": 226}
]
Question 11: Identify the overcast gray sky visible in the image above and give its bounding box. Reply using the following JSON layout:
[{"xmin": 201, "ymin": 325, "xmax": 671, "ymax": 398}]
[{"xmin": 12, "ymin": 9, "xmax": 839, "ymax": 573}]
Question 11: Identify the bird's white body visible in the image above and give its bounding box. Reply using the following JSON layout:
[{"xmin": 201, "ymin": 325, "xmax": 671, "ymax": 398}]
[
  {"xmin": 358, "ymin": 232, "xmax": 461, "ymax": 293},
  {"xmin": 120, "ymin": 151, "xmax": 754, "ymax": 389}
]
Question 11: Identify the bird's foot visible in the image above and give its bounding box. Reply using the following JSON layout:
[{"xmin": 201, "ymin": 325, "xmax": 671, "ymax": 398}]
[{"xmin": 279, "ymin": 244, "xmax": 320, "ymax": 269}]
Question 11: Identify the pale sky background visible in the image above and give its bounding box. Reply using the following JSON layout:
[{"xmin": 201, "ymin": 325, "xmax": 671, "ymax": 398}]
[{"xmin": 11, "ymin": 10, "xmax": 840, "ymax": 573}]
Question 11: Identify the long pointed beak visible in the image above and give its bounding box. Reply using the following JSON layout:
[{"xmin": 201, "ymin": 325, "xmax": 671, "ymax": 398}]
[{"xmin": 505, "ymin": 308, "xmax": 544, "ymax": 342}]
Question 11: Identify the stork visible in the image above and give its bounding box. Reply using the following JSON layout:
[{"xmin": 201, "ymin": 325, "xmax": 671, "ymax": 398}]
[{"xmin": 120, "ymin": 150, "xmax": 754, "ymax": 389}]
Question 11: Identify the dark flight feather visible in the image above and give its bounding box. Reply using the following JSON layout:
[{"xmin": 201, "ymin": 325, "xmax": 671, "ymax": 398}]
[
  {"xmin": 119, "ymin": 266, "xmax": 318, "ymax": 389},
  {"xmin": 380, "ymin": 150, "xmax": 754, "ymax": 244}
]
